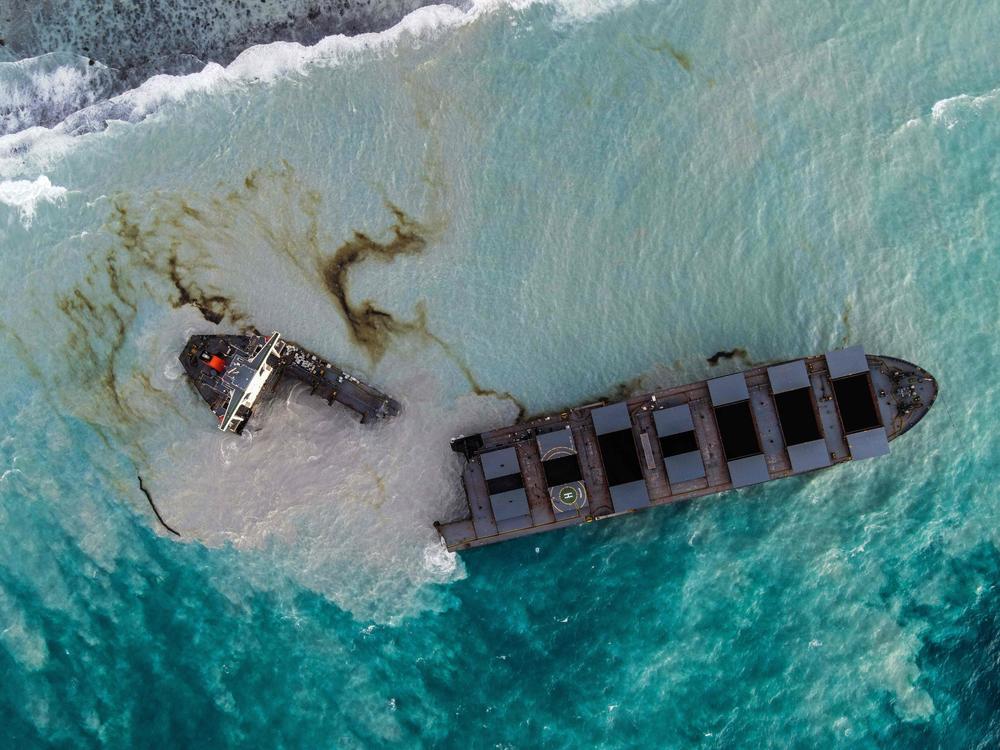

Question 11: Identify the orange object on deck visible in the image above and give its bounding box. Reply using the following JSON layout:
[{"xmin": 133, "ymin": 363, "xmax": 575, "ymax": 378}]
[{"xmin": 206, "ymin": 355, "xmax": 226, "ymax": 373}]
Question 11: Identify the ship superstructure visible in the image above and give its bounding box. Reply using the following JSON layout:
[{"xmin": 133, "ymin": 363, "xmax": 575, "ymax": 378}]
[
  {"xmin": 179, "ymin": 331, "xmax": 400, "ymax": 433},
  {"xmin": 436, "ymin": 346, "xmax": 937, "ymax": 551}
]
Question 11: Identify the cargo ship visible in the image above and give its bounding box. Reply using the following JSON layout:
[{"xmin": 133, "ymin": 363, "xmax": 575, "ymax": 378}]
[
  {"xmin": 179, "ymin": 331, "xmax": 400, "ymax": 433},
  {"xmin": 436, "ymin": 346, "xmax": 937, "ymax": 551}
]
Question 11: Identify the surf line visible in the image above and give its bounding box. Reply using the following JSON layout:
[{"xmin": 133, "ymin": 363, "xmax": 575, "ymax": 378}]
[{"xmin": 137, "ymin": 474, "xmax": 181, "ymax": 537}]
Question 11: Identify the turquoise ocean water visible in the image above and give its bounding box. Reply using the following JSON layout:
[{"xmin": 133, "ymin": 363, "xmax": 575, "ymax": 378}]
[{"xmin": 1, "ymin": 0, "xmax": 998, "ymax": 746}]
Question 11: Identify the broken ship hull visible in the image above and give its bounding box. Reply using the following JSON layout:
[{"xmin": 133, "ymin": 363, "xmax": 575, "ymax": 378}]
[
  {"xmin": 436, "ymin": 346, "xmax": 937, "ymax": 551},
  {"xmin": 179, "ymin": 331, "xmax": 401, "ymax": 433}
]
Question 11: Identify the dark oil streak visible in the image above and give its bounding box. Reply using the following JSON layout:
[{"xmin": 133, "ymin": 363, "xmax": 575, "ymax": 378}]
[
  {"xmin": 317, "ymin": 203, "xmax": 429, "ymax": 363},
  {"xmin": 312, "ymin": 199, "xmax": 528, "ymax": 417},
  {"xmin": 664, "ymin": 43, "xmax": 692, "ymax": 72},
  {"xmin": 841, "ymin": 301, "xmax": 853, "ymax": 346},
  {"xmin": 636, "ymin": 36, "xmax": 693, "ymax": 71},
  {"xmin": 111, "ymin": 202, "xmax": 244, "ymax": 325},
  {"xmin": 707, "ymin": 347, "xmax": 752, "ymax": 366},
  {"xmin": 57, "ymin": 289, "xmax": 131, "ymax": 420},
  {"xmin": 20, "ymin": 181, "xmax": 262, "ymax": 532},
  {"xmin": 0, "ymin": 322, "xmax": 47, "ymax": 383},
  {"xmin": 2, "ymin": 322, "xmax": 135, "ymax": 462},
  {"xmin": 47, "ymin": 195, "xmax": 238, "ymax": 456},
  {"xmin": 236, "ymin": 166, "xmax": 529, "ymax": 418},
  {"xmin": 420, "ymin": 326, "xmax": 528, "ymax": 422},
  {"xmin": 137, "ymin": 474, "xmax": 180, "ymax": 537},
  {"xmin": 319, "ymin": 216, "xmax": 527, "ymax": 417},
  {"xmin": 514, "ymin": 375, "xmax": 646, "ymax": 424}
]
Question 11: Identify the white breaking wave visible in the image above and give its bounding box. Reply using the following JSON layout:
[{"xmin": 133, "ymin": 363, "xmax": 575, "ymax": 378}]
[
  {"xmin": 930, "ymin": 87, "xmax": 1000, "ymax": 129},
  {"xmin": 0, "ymin": 3, "xmax": 468, "ymax": 177},
  {"xmin": 0, "ymin": 0, "xmax": 636, "ymax": 179},
  {"xmin": 0, "ymin": 175, "xmax": 67, "ymax": 226},
  {"xmin": 890, "ymin": 85, "xmax": 1000, "ymax": 139},
  {"xmin": 0, "ymin": 53, "xmax": 118, "ymax": 135},
  {"xmin": 542, "ymin": 0, "xmax": 640, "ymax": 22}
]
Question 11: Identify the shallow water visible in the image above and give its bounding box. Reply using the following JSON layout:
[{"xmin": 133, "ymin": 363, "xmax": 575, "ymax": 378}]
[{"xmin": 1, "ymin": 0, "xmax": 998, "ymax": 746}]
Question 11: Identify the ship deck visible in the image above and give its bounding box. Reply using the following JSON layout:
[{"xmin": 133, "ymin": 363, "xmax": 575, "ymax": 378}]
[
  {"xmin": 436, "ymin": 351, "xmax": 937, "ymax": 551},
  {"xmin": 180, "ymin": 332, "xmax": 400, "ymax": 432},
  {"xmin": 281, "ymin": 341, "xmax": 401, "ymax": 424}
]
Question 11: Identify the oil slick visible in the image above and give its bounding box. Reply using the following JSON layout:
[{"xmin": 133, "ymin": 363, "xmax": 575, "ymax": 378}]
[
  {"xmin": 428, "ymin": 331, "xmax": 528, "ymax": 422},
  {"xmin": 635, "ymin": 36, "xmax": 693, "ymax": 72},
  {"xmin": 4, "ymin": 162, "xmax": 528, "ymax": 617},
  {"xmin": 707, "ymin": 347, "xmax": 753, "ymax": 367},
  {"xmin": 49, "ymin": 195, "xmax": 247, "ymax": 444},
  {"xmin": 318, "ymin": 203, "xmax": 432, "ymax": 363},
  {"xmin": 110, "ymin": 200, "xmax": 248, "ymax": 326},
  {"xmin": 840, "ymin": 301, "xmax": 854, "ymax": 346},
  {"xmin": 240, "ymin": 163, "xmax": 529, "ymax": 418}
]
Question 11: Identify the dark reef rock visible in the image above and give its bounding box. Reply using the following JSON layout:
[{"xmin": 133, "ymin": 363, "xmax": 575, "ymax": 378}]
[{"xmin": 0, "ymin": 0, "xmax": 460, "ymax": 133}]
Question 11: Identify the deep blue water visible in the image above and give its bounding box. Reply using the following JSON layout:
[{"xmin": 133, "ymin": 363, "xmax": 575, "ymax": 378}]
[{"xmin": 1, "ymin": 0, "xmax": 999, "ymax": 747}]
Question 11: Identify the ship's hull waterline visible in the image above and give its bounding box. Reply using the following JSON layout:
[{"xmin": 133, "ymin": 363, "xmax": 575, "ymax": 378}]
[{"xmin": 437, "ymin": 347, "xmax": 937, "ymax": 551}]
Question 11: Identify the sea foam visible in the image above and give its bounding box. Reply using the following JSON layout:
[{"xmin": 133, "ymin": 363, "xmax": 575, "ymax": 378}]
[
  {"xmin": 137, "ymin": 314, "xmax": 518, "ymax": 622},
  {"xmin": 0, "ymin": 174, "xmax": 67, "ymax": 225},
  {"xmin": 0, "ymin": 0, "xmax": 635, "ymax": 179},
  {"xmin": 930, "ymin": 87, "xmax": 1000, "ymax": 130},
  {"xmin": 0, "ymin": 52, "xmax": 118, "ymax": 134},
  {"xmin": 2, "ymin": 167, "xmax": 515, "ymax": 621}
]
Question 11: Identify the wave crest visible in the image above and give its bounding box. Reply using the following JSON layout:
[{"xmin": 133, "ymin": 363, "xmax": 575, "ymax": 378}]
[{"xmin": 0, "ymin": 174, "xmax": 67, "ymax": 225}]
